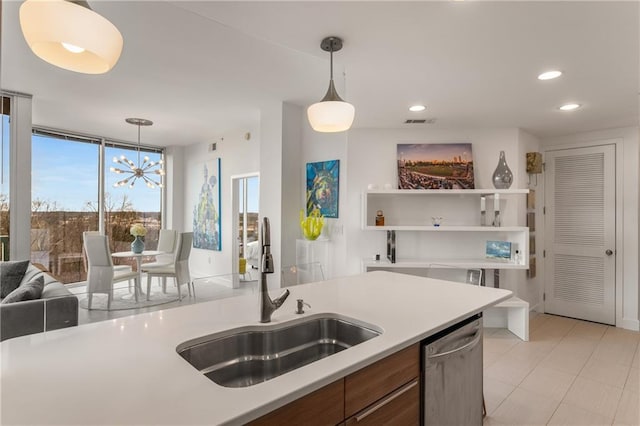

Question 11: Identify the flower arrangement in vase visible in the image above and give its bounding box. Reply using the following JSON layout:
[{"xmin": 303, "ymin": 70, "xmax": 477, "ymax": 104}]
[
  {"xmin": 300, "ymin": 208, "xmax": 324, "ymax": 241},
  {"xmin": 130, "ymin": 223, "xmax": 147, "ymax": 253}
]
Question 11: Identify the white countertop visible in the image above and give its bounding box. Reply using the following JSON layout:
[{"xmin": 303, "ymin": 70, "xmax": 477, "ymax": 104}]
[{"xmin": 0, "ymin": 271, "xmax": 512, "ymax": 425}]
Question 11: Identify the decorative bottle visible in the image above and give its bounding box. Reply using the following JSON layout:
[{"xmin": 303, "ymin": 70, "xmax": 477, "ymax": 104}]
[
  {"xmin": 492, "ymin": 151, "xmax": 513, "ymax": 189},
  {"xmin": 131, "ymin": 236, "xmax": 145, "ymax": 254},
  {"xmin": 375, "ymin": 210, "xmax": 385, "ymax": 226}
]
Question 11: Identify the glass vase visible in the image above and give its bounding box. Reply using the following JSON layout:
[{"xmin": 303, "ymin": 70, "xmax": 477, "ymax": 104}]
[
  {"xmin": 131, "ymin": 236, "xmax": 145, "ymax": 254},
  {"xmin": 492, "ymin": 151, "xmax": 513, "ymax": 189}
]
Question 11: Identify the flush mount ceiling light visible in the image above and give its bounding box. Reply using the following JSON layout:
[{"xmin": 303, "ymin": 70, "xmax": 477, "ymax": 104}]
[
  {"xmin": 409, "ymin": 105, "xmax": 426, "ymax": 112},
  {"xmin": 307, "ymin": 36, "xmax": 355, "ymax": 133},
  {"xmin": 111, "ymin": 118, "xmax": 164, "ymax": 189},
  {"xmin": 538, "ymin": 70, "xmax": 563, "ymax": 80},
  {"xmin": 19, "ymin": 0, "xmax": 123, "ymax": 74},
  {"xmin": 559, "ymin": 103, "xmax": 581, "ymax": 111}
]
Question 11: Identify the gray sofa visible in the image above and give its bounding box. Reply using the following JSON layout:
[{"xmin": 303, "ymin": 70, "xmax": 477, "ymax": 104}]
[{"xmin": 0, "ymin": 263, "xmax": 78, "ymax": 341}]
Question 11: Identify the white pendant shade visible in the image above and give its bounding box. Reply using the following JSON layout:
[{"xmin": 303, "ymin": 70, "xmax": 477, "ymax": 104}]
[
  {"xmin": 19, "ymin": 0, "xmax": 123, "ymax": 74},
  {"xmin": 307, "ymin": 101, "xmax": 355, "ymax": 133}
]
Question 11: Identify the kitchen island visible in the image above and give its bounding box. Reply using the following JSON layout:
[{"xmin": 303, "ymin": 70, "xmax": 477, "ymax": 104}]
[{"xmin": 0, "ymin": 271, "xmax": 511, "ymax": 425}]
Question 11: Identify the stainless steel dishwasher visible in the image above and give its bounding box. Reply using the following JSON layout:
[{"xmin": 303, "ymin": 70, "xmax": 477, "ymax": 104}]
[{"xmin": 422, "ymin": 313, "xmax": 483, "ymax": 426}]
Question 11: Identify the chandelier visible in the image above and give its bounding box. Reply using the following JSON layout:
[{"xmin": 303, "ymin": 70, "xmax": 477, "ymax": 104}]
[{"xmin": 110, "ymin": 118, "xmax": 164, "ymax": 189}]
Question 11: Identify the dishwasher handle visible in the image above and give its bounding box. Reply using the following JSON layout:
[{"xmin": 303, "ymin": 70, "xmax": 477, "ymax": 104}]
[{"xmin": 426, "ymin": 329, "xmax": 481, "ymax": 361}]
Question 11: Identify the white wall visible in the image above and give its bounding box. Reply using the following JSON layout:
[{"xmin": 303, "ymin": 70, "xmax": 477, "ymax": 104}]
[
  {"xmin": 542, "ymin": 126, "xmax": 640, "ymax": 331},
  {"xmin": 8, "ymin": 94, "xmax": 32, "ymax": 260},
  {"xmin": 300, "ymin": 117, "xmax": 348, "ymax": 279},
  {"xmin": 182, "ymin": 127, "xmax": 260, "ymax": 279},
  {"xmin": 517, "ymin": 129, "xmax": 542, "ymax": 311},
  {"xmin": 341, "ymin": 127, "xmax": 532, "ymax": 300},
  {"xmin": 164, "ymin": 145, "xmax": 185, "ymax": 231}
]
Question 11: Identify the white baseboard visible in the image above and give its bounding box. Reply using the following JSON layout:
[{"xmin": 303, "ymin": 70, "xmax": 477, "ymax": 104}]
[{"xmin": 620, "ymin": 318, "xmax": 640, "ymax": 332}]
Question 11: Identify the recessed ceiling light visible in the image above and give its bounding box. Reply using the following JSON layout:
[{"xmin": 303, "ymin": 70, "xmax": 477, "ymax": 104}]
[
  {"xmin": 559, "ymin": 103, "xmax": 581, "ymax": 111},
  {"xmin": 538, "ymin": 70, "xmax": 563, "ymax": 80},
  {"xmin": 409, "ymin": 105, "xmax": 426, "ymax": 112}
]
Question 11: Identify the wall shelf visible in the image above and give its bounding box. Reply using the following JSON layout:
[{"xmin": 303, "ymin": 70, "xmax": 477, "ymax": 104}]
[
  {"xmin": 363, "ymin": 258, "xmax": 528, "ymax": 270},
  {"xmin": 365, "ymin": 189, "xmax": 529, "ymax": 195},
  {"xmin": 363, "ymin": 226, "xmax": 528, "ymax": 232},
  {"xmin": 362, "ymin": 189, "xmax": 529, "ymax": 268}
]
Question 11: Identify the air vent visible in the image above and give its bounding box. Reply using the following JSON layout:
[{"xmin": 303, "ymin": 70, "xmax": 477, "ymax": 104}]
[{"xmin": 404, "ymin": 118, "xmax": 436, "ymax": 124}]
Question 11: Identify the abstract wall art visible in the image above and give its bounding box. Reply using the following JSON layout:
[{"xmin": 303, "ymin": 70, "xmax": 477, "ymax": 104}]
[
  {"xmin": 306, "ymin": 160, "xmax": 339, "ymax": 218},
  {"xmin": 193, "ymin": 158, "xmax": 221, "ymax": 251}
]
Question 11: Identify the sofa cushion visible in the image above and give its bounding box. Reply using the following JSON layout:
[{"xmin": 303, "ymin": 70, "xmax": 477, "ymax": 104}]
[
  {"xmin": 1, "ymin": 276, "xmax": 45, "ymax": 304},
  {"xmin": 1, "ymin": 260, "xmax": 30, "ymax": 298}
]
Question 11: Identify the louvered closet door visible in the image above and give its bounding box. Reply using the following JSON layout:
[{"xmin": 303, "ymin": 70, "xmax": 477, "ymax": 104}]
[{"xmin": 544, "ymin": 145, "xmax": 615, "ymax": 324}]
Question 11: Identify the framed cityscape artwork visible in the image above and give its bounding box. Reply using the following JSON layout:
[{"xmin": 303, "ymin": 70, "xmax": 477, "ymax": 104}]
[
  {"xmin": 192, "ymin": 158, "xmax": 221, "ymax": 251},
  {"xmin": 306, "ymin": 160, "xmax": 339, "ymax": 218},
  {"xmin": 397, "ymin": 143, "xmax": 475, "ymax": 189}
]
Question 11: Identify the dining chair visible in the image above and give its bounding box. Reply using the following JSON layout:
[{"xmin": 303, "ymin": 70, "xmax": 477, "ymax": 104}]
[
  {"xmin": 82, "ymin": 231, "xmax": 134, "ymax": 292},
  {"xmin": 141, "ymin": 229, "xmax": 178, "ymax": 292},
  {"xmin": 83, "ymin": 233, "xmax": 140, "ymax": 310},
  {"xmin": 281, "ymin": 262, "xmax": 325, "ymax": 287},
  {"xmin": 142, "ymin": 232, "xmax": 194, "ymax": 300}
]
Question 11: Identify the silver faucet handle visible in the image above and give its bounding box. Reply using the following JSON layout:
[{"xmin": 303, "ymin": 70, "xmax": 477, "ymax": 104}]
[{"xmin": 296, "ymin": 299, "xmax": 311, "ymax": 314}]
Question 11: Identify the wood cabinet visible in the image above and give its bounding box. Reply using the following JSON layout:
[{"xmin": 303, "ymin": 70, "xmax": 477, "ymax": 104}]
[
  {"xmin": 247, "ymin": 379, "xmax": 344, "ymax": 426},
  {"xmin": 344, "ymin": 344, "xmax": 419, "ymax": 418},
  {"xmin": 248, "ymin": 344, "xmax": 420, "ymax": 426}
]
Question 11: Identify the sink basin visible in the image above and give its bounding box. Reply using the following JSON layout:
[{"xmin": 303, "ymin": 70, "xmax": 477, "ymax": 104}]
[{"xmin": 176, "ymin": 314, "xmax": 382, "ymax": 388}]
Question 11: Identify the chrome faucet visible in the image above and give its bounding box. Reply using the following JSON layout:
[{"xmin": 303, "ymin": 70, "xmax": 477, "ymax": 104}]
[{"xmin": 260, "ymin": 217, "xmax": 290, "ymax": 323}]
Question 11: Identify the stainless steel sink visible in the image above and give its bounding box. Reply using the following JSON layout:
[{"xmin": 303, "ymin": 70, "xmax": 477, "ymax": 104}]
[{"xmin": 176, "ymin": 314, "xmax": 382, "ymax": 388}]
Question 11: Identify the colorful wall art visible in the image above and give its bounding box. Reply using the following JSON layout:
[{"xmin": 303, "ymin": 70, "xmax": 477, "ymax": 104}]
[
  {"xmin": 193, "ymin": 158, "xmax": 221, "ymax": 251},
  {"xmin": 306, "ymin": 160, "xmax": 340, "ymax": 218},
  {"xmin": 397, "ymin": 143, "xmax": 475, "ymax": 189}
]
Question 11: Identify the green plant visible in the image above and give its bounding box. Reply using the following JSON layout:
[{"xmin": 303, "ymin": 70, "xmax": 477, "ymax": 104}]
[{"xmin": 300, "ymin": 208, "xmax": 324, "ymax": 240}]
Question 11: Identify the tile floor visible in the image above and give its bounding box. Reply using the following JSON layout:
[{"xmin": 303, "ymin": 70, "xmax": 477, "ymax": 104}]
[{"xmin": 483, "ymin": 313, "xmax": 640, "ymax": 426}]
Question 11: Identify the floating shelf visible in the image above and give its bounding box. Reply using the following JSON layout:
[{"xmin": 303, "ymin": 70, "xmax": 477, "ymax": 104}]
[
  {"xmin": 363, "ymin": 226, "xmax": 528, "ymax": 232},
  {"xmin": 363, "ymin": 258, "xmax": 528, "ymax": 270},
  {"xmin": 365, "ymin": 189, "xmax": 529, "ymax": 195}
]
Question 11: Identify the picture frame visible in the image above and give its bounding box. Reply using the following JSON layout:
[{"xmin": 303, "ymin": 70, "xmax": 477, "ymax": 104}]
[
  {"xmin": 192, "ymin": 158, "xmax": 221, "ymax": 251},
  {"xmin": 306, "ymin": 160, "xmax": 340, "ymax": 218},
  {"xmin": 526, "ymin": 152, "xmax": 543, "ymax": 174},
  {"xmin": 529, "ymin": 234, "xmax": 536, "ymax": 255},
  {"xmin": 397, "ymin": 143, "xmax": 475, "ymax": 189},
  {"xmin": 527, "ymin": 212, "xmax": 536, "ymax": 232},
  {"xmin": 527, "ymin": 190, "xmax": 536, "ymax": 210},
  {"xmin": 486, "ymin": 240, "xmax": 512, "ymax": 260},
  {"xmin": 528, "ymin": 257, "xmax": 537, "ymax": 279}
]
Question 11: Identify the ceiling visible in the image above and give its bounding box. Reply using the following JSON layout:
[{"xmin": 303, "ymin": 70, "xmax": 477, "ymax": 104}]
[{"xmin": 2, "ymin": 1, "xmax": 638, "ymax": 147}]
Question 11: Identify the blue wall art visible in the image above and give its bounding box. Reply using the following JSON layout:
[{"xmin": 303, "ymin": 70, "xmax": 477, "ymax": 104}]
[
  {"xmin": 306, "ymin": 160, "xmax": 340, "ymax": 218},
  {"xmin": 193, "ymin": 158, "xmax": 221, "ymax": 251}
]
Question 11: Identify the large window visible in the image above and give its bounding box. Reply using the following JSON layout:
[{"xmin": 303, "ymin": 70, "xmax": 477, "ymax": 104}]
[
  {"xmin": 1, "ymin": 98, "xmax": 9, "ymax": 260},
  {"xmin": 104, "ymin": 143, "xmax": 163, "ymax": 254},
  {"xmin": 30, "ymin": 130, "xmax": 164, "ymax": 284}
]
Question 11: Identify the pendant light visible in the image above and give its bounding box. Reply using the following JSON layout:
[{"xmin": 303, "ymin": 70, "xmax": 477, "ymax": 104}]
[
  {"xmin": 307, "ymin": 36, "xmax": 355, "ymax": 133},
  {"xmin": 19, "ymin": 0, "xmax": 123, "ymax": 74},
  {"xmin": 111, "ymin": 118, "xmax": 164, "ymax": 189}
]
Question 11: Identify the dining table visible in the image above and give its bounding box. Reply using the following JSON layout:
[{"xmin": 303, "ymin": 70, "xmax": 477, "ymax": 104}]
[{"xmin": 111, "ymin": 250, "xmax": 163, "ymax": 299}]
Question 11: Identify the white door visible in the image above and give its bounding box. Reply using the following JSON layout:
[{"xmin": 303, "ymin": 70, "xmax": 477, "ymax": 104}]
[{"xmin": 544, "ymin": 144, "xmax": 616, "ymax": 324}]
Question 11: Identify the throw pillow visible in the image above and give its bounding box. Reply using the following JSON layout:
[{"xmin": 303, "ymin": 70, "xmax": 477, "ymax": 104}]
[
  {"xmin": 0, "ymin": 260, "xmax": 30, "ymax": 298},
  {"xmin": 1, "ymin": 276, "xmax": 45, "ymax": 304}
]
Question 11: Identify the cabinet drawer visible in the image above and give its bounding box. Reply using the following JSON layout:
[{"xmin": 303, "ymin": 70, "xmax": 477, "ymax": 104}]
[
  {"xmin": 247, "ymin": 379, "xmax": 344, "ymax": 426},
  {"xmin": 345, "ymin": 378, "xmax": 419, "ymax": 426},
  {"xmin": 344, "ymin": 344, "xmax": 419, "ymax": 417}
]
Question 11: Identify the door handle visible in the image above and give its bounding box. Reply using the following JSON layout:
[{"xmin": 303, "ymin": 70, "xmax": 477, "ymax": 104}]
[
  {"xmin": 427, "ymin": 330, "xmax": 482, "ymax": 360},
  {"xmin": 605, "ymin": 249, "xmax": 614, "ymax": 256}
]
